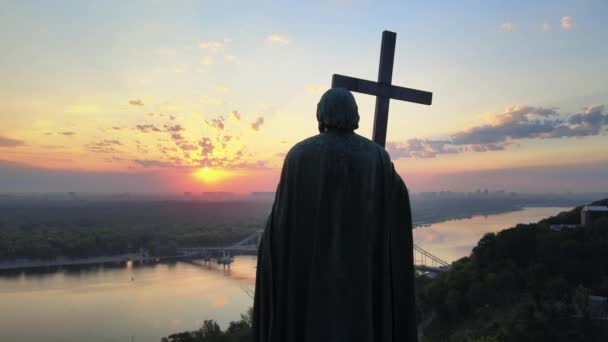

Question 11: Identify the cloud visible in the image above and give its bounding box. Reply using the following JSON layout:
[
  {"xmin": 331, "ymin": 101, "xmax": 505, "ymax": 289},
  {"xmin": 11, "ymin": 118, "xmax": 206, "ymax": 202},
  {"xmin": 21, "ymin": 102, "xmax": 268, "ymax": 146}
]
[
  {"xmin": 205, "ymin": 116, "xmax": 225, "ymax": 131},
  {"xmin": 450, "ymin": 105, "xmax": 559, "ymax": 145},
  {"xmin": 192, "ymin": 135, "xmax": 265, "ymax": 169},
  {"xmin": 198, "ymin": 137, "xmax": 214, "ymax": 157},
  {"xmin": 387, "ymin": 139, "xmax": 459, "ymax": 159},
  {"xmin": 199, "ymin": 40, "xmax": 224, "ymax": 51},
  {"xmin": 135, "ymin": 122, "xmax": 182, "ymax": 134},
  {"xmin": 221, "ymin": 135, "xmax": 233, "ymax": 147},
  {"xmin": 163, "ymin": 124, "xmax": 184, "ymax": 133},
  {"xmin": 159, "ymin": 145, "xmax": 178, "ymax": 155},
  {"xmin": 500, "ymin": 22, "xmax": 513, "ymax": 31},
  {"xmin": 251, "ymin": 116, "xmax": 264, "ymax": 131},
  {"xmin": 201, "ymin": 56, "xmax": 213, "ymax": 65},
  {"xmin": 387, "ymin": 104, "xmax": 608, "ymax": 160},
  {"xmin": 136, "ymin": 124, "xmax": 162, "ymax": 133},
  {"xmin": 0, "ymin": 136, "xmax": 24, "ymax": 147},
  {"xmin": 121, "ymin": 109, "xmax": 270, "ymax": 170},
  {"xmin": 542, "ymin": 21, "xmax": 551, "ymax": 32},
  {"xmin": 87, "ymin": 140, "xmax": 122, "ymax": 154},
  {"xmin": 466, "ymin": 143, "xmax": 507, "ymax": 152},
  {"xmin": 306, "ymin": 85, "xmax": 327, "ymax": 94},
  {"xmin": 177, "ymin": 142, "xmax": 198, "ymax": 151},
  {"xmin": 541, "ymin": 105, "xmax": 606, "ymax": 138},
  {"xmin": 215, "ymin": 85, "xmax": 230, "ymax": 92},
  {"xmin": 60, "ymin": 131, "xmax": 77, "ymax": 137},
  {"xmin": 133, "ymin": 159, "xmax": 175, "ymax": 168},
  {"xmin": 452, "ymin": 105, "xmax": 607, "ymax": 144},
  {"xmin": 230, "ymin": 110, "xmax": 241, "ymax": 122},
  {"xmin": 129, "ymin": 99, "xmax": 144, "ymax": 106},
  {"xmin": 266, "ymin": 34, "xmax": 289, "ymax": 44},
  {"xmin": 561, "ymin": 16, "xmax": 573, "ymax": 29}
]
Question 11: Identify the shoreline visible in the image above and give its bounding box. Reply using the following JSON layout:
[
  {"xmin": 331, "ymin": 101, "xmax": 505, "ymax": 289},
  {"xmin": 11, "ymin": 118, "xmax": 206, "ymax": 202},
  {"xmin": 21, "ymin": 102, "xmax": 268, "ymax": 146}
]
[
  {"xmin": 412, "ymin": 206, "xmax": 524, "ymax": 227},
  {"xmin": 0, "ymin": 252, "xmax": 197, "ymax": 272},
  {"xmin": 0, "ymin": 252, "xmax": 149, "ymax": 271}
]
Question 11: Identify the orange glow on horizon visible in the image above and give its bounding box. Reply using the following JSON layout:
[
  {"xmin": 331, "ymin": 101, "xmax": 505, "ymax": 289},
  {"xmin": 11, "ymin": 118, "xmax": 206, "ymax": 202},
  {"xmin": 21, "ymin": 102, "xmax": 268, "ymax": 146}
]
[
  {"xmin": 192, "ymin": 167, "xmax": 233, "ymax": 184},
  {"xmin": 163, "ymin": 167, "xmax": 281, "ymax": 193}
]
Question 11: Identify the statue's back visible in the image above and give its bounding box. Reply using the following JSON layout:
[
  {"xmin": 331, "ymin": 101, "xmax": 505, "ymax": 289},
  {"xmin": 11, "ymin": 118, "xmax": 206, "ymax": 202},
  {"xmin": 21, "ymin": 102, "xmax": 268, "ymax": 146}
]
[{"xmin": 253, "ymin": 130, "xmax": 418, "ymax": 342}]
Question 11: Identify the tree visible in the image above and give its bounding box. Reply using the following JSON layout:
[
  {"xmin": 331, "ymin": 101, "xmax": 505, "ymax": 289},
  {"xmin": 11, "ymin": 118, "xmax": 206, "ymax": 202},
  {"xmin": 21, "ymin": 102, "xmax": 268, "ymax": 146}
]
[{"xmin": 195, "ymin": 320, "xmax": 222, "ymax": 340}]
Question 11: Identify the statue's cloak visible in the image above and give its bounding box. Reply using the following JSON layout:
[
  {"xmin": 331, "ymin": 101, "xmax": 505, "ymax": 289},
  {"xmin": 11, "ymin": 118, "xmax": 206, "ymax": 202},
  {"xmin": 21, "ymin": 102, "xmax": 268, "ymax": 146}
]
[{"xmin": 253, "ymin": 131, "xmax": 417, "ymax": 342}]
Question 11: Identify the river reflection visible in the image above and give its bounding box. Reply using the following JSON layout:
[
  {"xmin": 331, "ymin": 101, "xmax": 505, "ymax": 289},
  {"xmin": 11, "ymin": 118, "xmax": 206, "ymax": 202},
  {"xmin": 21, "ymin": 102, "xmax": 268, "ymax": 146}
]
[
  {"xmin": 413, "ymin": 207, "xmax": 570, "ymax": 263},
  {"xmin": 0, "ymin": 256, "xmax": 257, "ymax": 342}
]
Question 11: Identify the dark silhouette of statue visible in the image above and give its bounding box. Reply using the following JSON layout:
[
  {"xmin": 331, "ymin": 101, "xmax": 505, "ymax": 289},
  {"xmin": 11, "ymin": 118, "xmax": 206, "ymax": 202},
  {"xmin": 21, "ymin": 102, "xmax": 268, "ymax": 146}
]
[{"xmin": 253, "ymin": 88, "xmax": 417, "ymax": 342}]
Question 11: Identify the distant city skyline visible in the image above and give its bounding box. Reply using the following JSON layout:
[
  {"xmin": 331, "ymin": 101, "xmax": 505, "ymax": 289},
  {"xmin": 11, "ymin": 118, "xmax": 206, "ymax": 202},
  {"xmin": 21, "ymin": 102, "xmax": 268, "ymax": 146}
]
[{"xmin": 1, "ymin": 0, "xmax": 607, "ymax": 193}]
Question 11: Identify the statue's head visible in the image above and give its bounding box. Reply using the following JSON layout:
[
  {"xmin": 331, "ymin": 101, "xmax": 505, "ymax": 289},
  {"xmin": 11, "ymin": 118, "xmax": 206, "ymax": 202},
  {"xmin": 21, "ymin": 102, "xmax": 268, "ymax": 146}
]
[{"xmin": 316, "ymin": 88, "xmax": 359, "ymax": 133}]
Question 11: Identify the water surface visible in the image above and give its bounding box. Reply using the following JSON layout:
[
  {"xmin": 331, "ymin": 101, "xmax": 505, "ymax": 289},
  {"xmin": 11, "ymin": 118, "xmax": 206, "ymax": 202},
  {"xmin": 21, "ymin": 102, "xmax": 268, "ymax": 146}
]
[
  {"xmin": 0, "ymin": 257, "xmax": 256, "ymax": 342},
  {"xmin": 413, "ymin": 207, "xmax": 569, "ymax": 263}
]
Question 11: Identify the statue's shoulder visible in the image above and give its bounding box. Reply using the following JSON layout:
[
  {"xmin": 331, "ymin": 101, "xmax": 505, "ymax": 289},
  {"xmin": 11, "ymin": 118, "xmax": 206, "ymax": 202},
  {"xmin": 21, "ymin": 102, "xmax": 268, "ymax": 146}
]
[
  {"xmin": 285, "ymin": 133, "xmax": 391, "ymax": 163},
  {"xmin": 284, "ymin": 135, "xmax": 321, "ymax": 161},
  {"xmin": 351, "ymin": 133, "xmax": 392, "ymax": 162}
]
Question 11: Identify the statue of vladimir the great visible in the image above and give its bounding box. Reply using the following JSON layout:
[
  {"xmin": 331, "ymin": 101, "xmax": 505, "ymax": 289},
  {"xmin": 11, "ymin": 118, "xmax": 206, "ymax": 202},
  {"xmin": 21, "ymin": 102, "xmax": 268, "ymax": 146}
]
[{"xmin": 253, "ymin": 88, "xmax": 418, "ymax": 342}]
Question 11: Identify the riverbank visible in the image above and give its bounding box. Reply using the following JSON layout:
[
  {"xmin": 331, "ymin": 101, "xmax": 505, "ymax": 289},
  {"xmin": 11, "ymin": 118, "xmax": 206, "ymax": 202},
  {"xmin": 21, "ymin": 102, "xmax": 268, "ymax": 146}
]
[
  {"xmin": 0, "ymin": 252, "xmax": 202, "ymax": 271},
  {"xmin": 412, "ymin": 206, "xmax": 524, "ymax": 227},
  {"xmin": 0, "ymin": 252, "xmax": 147, "ymax": 271}
]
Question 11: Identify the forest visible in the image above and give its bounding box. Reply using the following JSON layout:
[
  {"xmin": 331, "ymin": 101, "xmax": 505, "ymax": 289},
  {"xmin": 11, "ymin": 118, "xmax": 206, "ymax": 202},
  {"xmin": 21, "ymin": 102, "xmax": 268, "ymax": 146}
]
[
  {"xmin": 0, "ymin": 193, "xmax": 596, "ymax": 261},
  {"xmin": 417, "ymin": 199, "xmax": 608, "ymax": 341},
  {"xmin": 0, "ymin": 200, "xmax": 269, "ymax": 260}
]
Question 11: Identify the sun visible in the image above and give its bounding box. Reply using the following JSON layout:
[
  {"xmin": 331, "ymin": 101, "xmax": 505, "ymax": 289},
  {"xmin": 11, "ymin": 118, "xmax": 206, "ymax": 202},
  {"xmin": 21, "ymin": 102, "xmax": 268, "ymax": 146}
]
[{"xmin": 192, "ymin": 167, "xmax": 229, "ymax": 184}]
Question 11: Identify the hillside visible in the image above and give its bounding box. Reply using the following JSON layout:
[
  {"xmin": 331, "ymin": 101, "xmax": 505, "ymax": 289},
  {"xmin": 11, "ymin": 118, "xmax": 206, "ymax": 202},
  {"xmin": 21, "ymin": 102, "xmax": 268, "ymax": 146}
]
[{"xmin": 417, "ymin": 198, "xmax": 608, "ymax": 341}]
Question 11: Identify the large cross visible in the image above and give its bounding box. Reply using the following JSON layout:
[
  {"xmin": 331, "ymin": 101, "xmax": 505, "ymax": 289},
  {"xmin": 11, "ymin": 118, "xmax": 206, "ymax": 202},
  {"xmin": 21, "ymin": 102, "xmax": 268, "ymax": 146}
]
[{"xmin": 331, "ymin": 30, "xmax": 433, "ymax": 147}]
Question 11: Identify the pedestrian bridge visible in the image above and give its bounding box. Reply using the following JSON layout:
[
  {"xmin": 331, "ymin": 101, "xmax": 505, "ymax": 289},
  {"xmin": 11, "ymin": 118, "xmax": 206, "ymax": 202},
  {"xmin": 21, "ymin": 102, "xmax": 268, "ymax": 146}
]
[{"xmin": 177, "ymin": 230, "xmax": 450, "ymax": 273}]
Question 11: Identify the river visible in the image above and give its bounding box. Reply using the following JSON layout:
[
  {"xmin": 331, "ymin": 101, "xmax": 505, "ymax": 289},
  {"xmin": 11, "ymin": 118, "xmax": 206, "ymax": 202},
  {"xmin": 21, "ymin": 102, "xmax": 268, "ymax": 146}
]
[
  {"xmin": 0, "ymin": 206, "xmax": 570, "ymax": 341},
  {"xmin": 413, "ymin": 207, "xmax": 570, "ymax": 263}
]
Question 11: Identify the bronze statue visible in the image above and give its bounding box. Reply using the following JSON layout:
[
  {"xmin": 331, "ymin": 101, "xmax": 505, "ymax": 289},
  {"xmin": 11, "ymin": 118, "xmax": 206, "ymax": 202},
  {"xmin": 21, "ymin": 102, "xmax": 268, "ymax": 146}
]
[{"xmin": 253, "ymin": 88, "xmax": 418, "ymax": 342}]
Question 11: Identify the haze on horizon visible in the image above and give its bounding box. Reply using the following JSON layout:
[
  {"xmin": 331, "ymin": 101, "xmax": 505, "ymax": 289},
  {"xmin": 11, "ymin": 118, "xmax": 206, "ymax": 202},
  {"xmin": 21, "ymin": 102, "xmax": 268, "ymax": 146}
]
[{"xmin": 1, "ymin": 0, "xmax": 607, "ymax": 193}]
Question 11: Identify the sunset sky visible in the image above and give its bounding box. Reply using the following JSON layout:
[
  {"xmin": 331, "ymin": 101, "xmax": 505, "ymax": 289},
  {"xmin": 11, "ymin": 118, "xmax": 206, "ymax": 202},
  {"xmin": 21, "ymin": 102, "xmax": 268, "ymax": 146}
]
[{"xmin": 1, "ymin": 0, "xmax": 607, "ymax": 193}]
